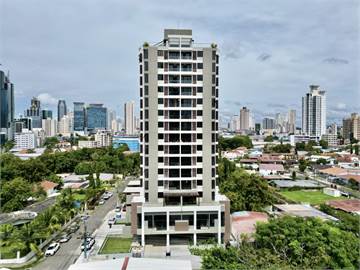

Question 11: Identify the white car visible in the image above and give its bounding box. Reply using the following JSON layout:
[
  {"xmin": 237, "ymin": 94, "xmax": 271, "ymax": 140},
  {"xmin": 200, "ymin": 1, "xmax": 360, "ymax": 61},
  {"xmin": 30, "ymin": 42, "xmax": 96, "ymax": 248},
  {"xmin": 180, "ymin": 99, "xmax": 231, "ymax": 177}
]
[
  {"xmin": 98, "ymin": 199, "xmax": 105, "ymax": 205},
  {"xmin": 59, "ymin": 234, "xmax": 71, "ymax": 243},
  {"xmin": 45, "ymin": 242, "xmax": 60, "ymax": 256},
  {"xmin": 81, "ymin": 237, "xmax": 95, "ymax": 251}
]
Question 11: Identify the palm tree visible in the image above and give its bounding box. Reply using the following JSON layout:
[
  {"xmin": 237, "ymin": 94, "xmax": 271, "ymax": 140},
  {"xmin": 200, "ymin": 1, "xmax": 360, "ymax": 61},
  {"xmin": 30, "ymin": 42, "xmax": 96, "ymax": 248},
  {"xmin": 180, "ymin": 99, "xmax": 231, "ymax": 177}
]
[{"xmin": 0, "ymin": 224, "xmax": 15, "ymax": 247}]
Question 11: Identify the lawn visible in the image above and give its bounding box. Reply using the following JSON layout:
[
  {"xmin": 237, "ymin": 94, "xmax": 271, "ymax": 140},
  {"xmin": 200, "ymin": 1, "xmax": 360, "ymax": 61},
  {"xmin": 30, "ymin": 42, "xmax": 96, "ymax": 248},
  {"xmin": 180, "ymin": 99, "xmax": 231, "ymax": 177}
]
[
  {"xmin": 73, "ymin": 193, "xmax": 86, "ymax": 201},
  {"xmin": 98, "ymin": 237, "xmax": 132, "ymax": 254},
  {"xmin": 279, "ymin": 190, "xmax": 346, "ymax": 205}
]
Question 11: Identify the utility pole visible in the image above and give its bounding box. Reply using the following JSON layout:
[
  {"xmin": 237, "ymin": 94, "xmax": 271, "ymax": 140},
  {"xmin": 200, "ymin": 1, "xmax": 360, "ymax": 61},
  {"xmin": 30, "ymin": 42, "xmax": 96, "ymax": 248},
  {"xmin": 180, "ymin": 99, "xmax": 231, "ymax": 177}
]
[{"xmin": 83, "ymin": 219, "xmax": 88, "ymax": 259}]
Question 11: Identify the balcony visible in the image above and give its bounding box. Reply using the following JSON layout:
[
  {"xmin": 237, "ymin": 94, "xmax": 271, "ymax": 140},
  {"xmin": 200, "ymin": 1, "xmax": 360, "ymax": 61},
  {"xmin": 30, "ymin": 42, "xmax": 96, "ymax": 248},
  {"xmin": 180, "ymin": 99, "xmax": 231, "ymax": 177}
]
[{"xmin": 169, "ymin": 52, "xmax": 180, "ymax": 59}]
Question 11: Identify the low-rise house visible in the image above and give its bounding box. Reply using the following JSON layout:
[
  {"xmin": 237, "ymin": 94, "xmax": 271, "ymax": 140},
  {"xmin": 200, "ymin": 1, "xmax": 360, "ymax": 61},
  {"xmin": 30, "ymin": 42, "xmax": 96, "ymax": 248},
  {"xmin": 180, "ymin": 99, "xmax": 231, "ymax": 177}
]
[
  {"xmin": 40, "ymin": 180, "xmax": 59, "ymax": 196},
  {"xmin": 327, "ymin": 199, "xmax": 360, "ymax": 215},
  {"xmin": 259, "ymin": 163, "xmax": 285, "ymax": 176},
  {"xmin": 222, "ymin": 147, "xmax": 248, "ymax": 161}
]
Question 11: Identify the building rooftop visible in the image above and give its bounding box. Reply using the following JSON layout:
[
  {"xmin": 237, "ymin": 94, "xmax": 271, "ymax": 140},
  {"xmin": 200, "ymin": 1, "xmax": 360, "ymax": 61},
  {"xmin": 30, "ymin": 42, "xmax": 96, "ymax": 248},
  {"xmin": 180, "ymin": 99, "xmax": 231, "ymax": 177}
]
[
  {"xmin": 259, "ymin": 164, "xmax": 285, "ymax": 171},
  {"xmin": 271, "ymin": 180, "xmax": 325, "ymax": 189},
  {"xmin": 40, "ymin": 180, "xmax": 58, "ymax": 191},
  {"xmin": 273, "ymin": 204, "xmax": 338, "ymax": 221},
  {"xmin": 231, "ymin": 211, "xmax": 268, "ymax": 238},
  {"xmin": 327, "ymin": 199, "xmax": 360, "ymax": 214},
  {"xmin": 68, "ymin": 257, "xmax": 192, "ymax": 270}
]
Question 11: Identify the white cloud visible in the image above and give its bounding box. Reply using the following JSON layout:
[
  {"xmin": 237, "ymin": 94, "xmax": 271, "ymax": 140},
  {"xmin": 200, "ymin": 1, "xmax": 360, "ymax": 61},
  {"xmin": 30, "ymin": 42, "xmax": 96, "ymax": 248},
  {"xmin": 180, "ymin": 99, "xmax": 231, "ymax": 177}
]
[
  {"xmin": 336, "ymin": 102, "xmax": 346, "ymax": 110},
  {"xmin": 37, "ymin": 93, "xmax": 58, "ymax": 106}
]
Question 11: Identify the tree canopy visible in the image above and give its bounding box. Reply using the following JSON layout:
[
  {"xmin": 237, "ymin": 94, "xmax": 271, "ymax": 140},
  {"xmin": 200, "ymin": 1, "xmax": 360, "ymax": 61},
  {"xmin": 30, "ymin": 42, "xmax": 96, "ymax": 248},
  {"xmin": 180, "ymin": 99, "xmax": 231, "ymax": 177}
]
[{"xmin": 219, "ymin": 135, "xmax": 253, "ymax": 151}]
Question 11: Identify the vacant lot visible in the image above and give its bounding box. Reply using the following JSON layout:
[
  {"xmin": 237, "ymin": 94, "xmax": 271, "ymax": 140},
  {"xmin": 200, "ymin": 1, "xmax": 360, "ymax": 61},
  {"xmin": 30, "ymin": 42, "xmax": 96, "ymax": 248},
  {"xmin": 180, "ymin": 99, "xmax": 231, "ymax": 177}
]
[
  {"xmin": 279, "ymin": 190, "xmax": 346, "ymax": 205},
  {"xmin": 99, "ymin": 237, "xmax": 132, "ymax": 254}
]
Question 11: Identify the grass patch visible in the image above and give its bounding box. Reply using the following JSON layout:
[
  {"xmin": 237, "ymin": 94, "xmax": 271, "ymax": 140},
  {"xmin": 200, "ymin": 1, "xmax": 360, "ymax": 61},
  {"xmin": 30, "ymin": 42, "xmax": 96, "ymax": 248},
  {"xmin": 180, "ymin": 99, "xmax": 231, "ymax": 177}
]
[
  {"xmin": 0, "ymin": 245, "xmax": 17, "ymax": 259},
  {"xmin": 73, "ymin": 193, "xmax": 86, "ymax": 201},
  {"xmin": 98, "ymin": 237, "xmax": 132, "ymax": 254},
  {"xmin": 279, "ymin": 190, "xmax": 346, "ymax": 205}
]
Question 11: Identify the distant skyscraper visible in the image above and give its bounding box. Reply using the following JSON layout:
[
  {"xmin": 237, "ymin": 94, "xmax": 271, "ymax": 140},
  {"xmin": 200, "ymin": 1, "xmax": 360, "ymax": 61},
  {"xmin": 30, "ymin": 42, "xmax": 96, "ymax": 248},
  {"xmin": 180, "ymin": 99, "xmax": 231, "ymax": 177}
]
[
  {"xmin": 58, "ymin": 115, "xmax": 72, "ymax": 136},
  {"xmin": 262, "ymin": 117, "xmax": 276, "ymax": 129},
  {"xmin": 240, "ymin": 107, "xmax": 250, "ymax": 130},
  {"xmin": 230, "ymin": 115, "xmax": 240, "ymax": 132},
  {"xmin": 86, "ymin": 104, "xmax": 107, "ymax": 133},
  {"xmin": 288, "ymin": 110, "xmax": 296, "ymax": 134},
  {"xmin": 57, "ymin": 100, "xmax": 67, "ymax": 121},
  {"xmin": 42, "ymin": 109, "xmax": 53, "ymax": 119},
  {"xmin": 302, "ymin": 85, "xmax": 326, "ymax": 137},
  {"xmin": 25, "ymin": 97, "xmax": 42, "ymax": 128},
  {"xmin": 73, "ymin": 102, "xmax": 85, "ymax": 131},
  {"xmin": 124, "ymin": 101, "xmax": 135, "ymax": 135},
  {"xmin": 0, "ymin": 70, "xmax": 15, "ymax": 141},
  {"xmin": 343, "ymin": 113, "xmax": 360, "ymax": 141},
  {"xmin": 107, "ymin": 109, "xmax": 116, "ymax": 130},
  {"xmin": 42, "ymin": 118, "xmax": 57, "ymax": 137}
]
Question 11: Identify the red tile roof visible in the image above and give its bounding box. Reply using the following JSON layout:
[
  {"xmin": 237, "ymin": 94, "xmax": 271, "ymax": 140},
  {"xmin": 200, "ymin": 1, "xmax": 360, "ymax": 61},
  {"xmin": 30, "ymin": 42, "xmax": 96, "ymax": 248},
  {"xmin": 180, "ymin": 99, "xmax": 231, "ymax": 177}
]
[
  {"xmin": 40, "ymin": 180, "xmax": 58, "ymax": 191},
  {"xmin": 327, "ymin": 199, "xmax": 360, "ymax": 213}
]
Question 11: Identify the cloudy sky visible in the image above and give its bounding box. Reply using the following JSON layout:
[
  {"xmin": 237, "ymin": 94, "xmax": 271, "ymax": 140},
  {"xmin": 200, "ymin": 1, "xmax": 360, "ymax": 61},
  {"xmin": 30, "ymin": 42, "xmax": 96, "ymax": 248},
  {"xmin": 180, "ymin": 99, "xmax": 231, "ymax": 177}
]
[{"xmin": 1, "ymin": 0, "xmax": 359, "ymax": 125}]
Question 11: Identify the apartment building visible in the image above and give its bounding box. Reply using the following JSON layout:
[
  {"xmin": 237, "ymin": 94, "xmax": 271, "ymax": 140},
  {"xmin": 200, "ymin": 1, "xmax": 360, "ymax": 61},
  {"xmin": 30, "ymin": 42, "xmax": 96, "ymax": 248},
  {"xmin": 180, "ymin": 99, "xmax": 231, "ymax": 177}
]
[{"xmin": 132, "ymin": 29, "xmax": 230, "ymax": 250}]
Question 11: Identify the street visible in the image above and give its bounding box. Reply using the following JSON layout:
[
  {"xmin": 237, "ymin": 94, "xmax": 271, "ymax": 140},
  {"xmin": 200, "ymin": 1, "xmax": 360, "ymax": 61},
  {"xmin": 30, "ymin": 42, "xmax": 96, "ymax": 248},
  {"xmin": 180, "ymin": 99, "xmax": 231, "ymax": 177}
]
[{"xmin": 33, "ymin": 178, "xmax": 129, "ymax": 270}]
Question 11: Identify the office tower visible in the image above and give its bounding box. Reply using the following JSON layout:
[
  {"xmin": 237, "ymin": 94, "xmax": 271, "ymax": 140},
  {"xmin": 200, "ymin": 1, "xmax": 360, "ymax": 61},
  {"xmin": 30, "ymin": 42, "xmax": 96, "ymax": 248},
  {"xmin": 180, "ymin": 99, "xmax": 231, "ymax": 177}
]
[
  {"xmin": 58, "ymin": 115, "xmax": 72, "ymax": 136},
  {"xmin": 0, "ymin": 70, "xmax": 14, "ymax": 141},
  {"xmin": 230, "ymin": 115, "xmax": 240, "ymax": 132},
  {"xmin": 255, "ymin": 123, "xmax": 261, "ymax": 134},
  {"xmin": 262, "ymin": 117, "xmax": 276, "ymax": 129},
  {"xmin": 42, "ymin": 109, "xmax": 53, "ymax": 119},
  {"xmin": 25, "ymin": 97, "xmax": 42, "ymax": 128},
  {"xmin": 343, "ymin": 113, "xmax": 360, "ymax": 141},
  {"xmin": 107, "ymin": 109, "xmax": 116, "ymax": 131},
  {"xmin": 111, "ymin": 119, "xmax": 119, "ymax": 132},
  {"xmin": 42, "ymin": 118, "xmax": 57, "ymax": 137},
  {"xmin": 86, "ymin": 104, "xmax": 107, "ymax": 133},
  {"xmin": 124, "ymin": 101, "xmax": 135, "ymax": 135},
  {"xmin": 14, "ymin": 117, "xmax": 32, "ymax": 133},
  {"xmin": 240, "ymin": 107, "xmax": 250, "ymax": 130},
  {"xmin": 302, "ymin": 85, "xmax": 326, "ymax": 137},
  {"xmin": 288, "ymin": 109, "xmax": 296, "ymax": 134},
  {"xmin": 133, "ymin": 29, "xmax": 230, "ymax": 249},
  {"xmin": 73, "ymin": 102, "xmax": 85, "ymax": 131},
  {"xmin": 57, "ymin": 100, "xmax": 67, "ymax": 121}
]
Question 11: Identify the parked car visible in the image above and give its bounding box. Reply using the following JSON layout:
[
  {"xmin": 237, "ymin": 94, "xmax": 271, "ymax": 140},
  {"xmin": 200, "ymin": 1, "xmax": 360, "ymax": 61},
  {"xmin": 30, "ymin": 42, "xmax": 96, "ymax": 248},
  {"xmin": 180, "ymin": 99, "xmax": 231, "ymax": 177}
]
[
  {"xmin": 108, "ymin": 217, "xmax": 116, "ymax": 225},
  {"xmin": 80, "ymin": 214, "xmax": 90, "ymax": 221},
  {"xmin": 98, "ymin": 199, "xmax": 105, "ymax": 205},
  {"xmin": 45, "ymin": 242, "xmax": 60, "ymax": 256},
  {"xmin": 80, "ymin": 237, "xmax": 95, "ymax": 251},
  {"xmin": 115, "ymin": 206, "xmax": 121, "ymax": 212},
  {"xmin": 68, "ymin": 223, "xmax": 80, "ymax": 234},
  {"xmin": 59, "ymin": 234, "xmax": 71, "ymax": 243}
]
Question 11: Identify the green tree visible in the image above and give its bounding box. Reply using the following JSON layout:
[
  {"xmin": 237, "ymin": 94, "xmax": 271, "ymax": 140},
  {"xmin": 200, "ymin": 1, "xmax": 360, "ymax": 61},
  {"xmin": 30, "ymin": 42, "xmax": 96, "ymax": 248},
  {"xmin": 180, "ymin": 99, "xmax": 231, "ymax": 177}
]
[
  {"xmin": 319, "ymin": 139, "xmax": 328, "ymax": 149},
  {"xmin": 219, "ymin": 135, "xmax": 253, "ymax": 151},
  {"xmin": 264, "ymin": 135, "xmax": 274, "ymax": 142},
  {"xmin": 291, "ymin": 171, "xmax": 296, "ymax": 180},
  {"xmin": 298, "ymin": 159, "xmax": 307, "ymax": 172},
  {"xmin": 2, "ymin": 140, "xmax": 15, "ymax": 152},
  {"xmin": 43, "ymin": 137, "xmax": 60, "ymax": 149},
  {"xmin": 316, "ymin": 158, "xmax": 328, "ymax": 165},
  {"xmin": 74, "ymin": 161, "xmax": 93, "ymax": 175},
  {"xmin": 0, "ymin": 177, "xmax": 32, "ymax": 212},
  {"xmin": 219, "ymin": 169, "xmax": 274, "ymax": 212}
]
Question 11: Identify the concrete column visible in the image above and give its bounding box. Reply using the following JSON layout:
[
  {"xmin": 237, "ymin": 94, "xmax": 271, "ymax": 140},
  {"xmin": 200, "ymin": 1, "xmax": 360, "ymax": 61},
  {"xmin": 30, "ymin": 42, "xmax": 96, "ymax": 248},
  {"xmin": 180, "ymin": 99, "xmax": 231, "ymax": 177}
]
[
  {"xmin": 166, "ymin": 211, "xmax": 170, "ymax": 253},
  {"xmin": 141, "ymin": 210, "xmax": 145, "ymax": 246},
  {"xmin": 193, "ymin": 210, "xmax": 197, "ymax": 246},
  {"xmin": 217, "ymin": 208, "xmax": 221, "ymax": 245}
]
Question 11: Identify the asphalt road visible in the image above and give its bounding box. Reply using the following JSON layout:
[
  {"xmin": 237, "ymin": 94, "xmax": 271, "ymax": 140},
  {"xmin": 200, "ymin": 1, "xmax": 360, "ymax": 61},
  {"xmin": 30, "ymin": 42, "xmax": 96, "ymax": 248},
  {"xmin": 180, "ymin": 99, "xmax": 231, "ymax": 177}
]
[
  {"xmin": 32, "ymin": 182, "xmax": 127, "ymax": 270},
  {"xmin": 25, "ymin": 196, "xmax": 57, "ymax": 214}
]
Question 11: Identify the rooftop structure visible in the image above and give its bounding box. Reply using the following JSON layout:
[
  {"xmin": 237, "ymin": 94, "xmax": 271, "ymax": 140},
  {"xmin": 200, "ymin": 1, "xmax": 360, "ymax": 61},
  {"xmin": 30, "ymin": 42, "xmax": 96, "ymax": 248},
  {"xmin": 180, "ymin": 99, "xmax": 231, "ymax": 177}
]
[{"xmin": 273, "ymin": 204, "xmax": 338, "ymax": 221}]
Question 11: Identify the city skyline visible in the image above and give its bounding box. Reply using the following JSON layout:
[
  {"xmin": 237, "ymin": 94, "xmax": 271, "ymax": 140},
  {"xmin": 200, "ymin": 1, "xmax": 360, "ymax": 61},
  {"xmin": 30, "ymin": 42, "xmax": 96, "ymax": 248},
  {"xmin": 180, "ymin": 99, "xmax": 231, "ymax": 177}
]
[{"xmin": 1, "ymin": 0, "xmax": 358, "ymax": 124}]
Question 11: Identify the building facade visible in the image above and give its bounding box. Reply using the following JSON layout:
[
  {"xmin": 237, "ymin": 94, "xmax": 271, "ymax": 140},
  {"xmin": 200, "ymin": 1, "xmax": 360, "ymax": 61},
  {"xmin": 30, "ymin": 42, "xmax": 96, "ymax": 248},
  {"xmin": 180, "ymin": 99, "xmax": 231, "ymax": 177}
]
[
  {"xmin": 240, "ymin": 107, "xmax": 250, "ymax": 130},
  {"xmin": 73, "ymin": 102, "xmax": 85, "ymax": 132},
  {"xmin": 94, "ymin": 129, "xmax": 112, "ymax": 147},
  {"xmin": 0, "ymin": 70, "xmax": 14, "ymax": 141},
  {"xmin": 343, "ymin": 113, "xmax": 360, "ymax": 141},
  {"xmin": 42, "ymin": 118, "xmax": 57, "ymax": 137},
  {"xmin": 288, "ymin": 109, "xmax": 296, "ymax": 134},
  {"xmin": 57, "ymin": 100, "xmax": 67, "ymax": 121},
  {"xmin": 86, "ymin": 104, "xmax": 107, "ymax": 133},
  {"xmin": 25, "ymin": 97, "xmax": 42, "ymax": 128},
  {"xmin": 132, "ymin": 29, "xmax": 230, "ymax": 249},
  {"xmin": 14, "ymin": 129, "xmax": 36, "ymax": 149},
  {"xmin": 262, "ymin": 117, "xmax": 275, "ymax": 130},
  {"xmin": 302, "ymin": 85, "xmax": 326, "ymax": 137},
  {"xmin": 112, "ymin": 135, "xmax": 140, "ymax": 152},
  {"xmin": 124, "ymin": 101, "xmax": 135, "ymax": 135}
]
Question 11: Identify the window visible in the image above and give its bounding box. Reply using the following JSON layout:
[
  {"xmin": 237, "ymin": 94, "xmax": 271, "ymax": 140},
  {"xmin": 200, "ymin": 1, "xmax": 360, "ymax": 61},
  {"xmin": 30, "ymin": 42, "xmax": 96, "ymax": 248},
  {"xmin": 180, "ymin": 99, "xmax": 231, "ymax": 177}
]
[
  {"xmin": 197, "ymin": 75, "xmax": 203, "ymax": 81},
  {"xmin": 181, "ymin": 87, "xmax": 192, "ymax": 95},
  {"xmin": 197, "ymin": 156, "xmax": 202, "ymax": 162},
  {"xmin": 197, "ymin": 99, "xmax": 203, "ymax": 105},
  {"xmin": 144, "ymin": 74, "xmax": 148, "ymax": 83},
  {"xmin": 158, "ymin": 145, "xmax": 164, "ymax": 151},
  {"xmin": 144, "ymin": 61, "xmax": 148, "ymax": 71},
  {"xmin": 158, "ymin": 74, "xmax": 164, "ymax": 80},
  {"xmin": 197, "ymin": 122, "xmax": 203, "ymax": 128},
  {"xmin": 158, "ymin": 86, "xmax": 164, "ymax": 92},
  {"xmin": 144, "ymin": 49, "xmax": 148, "ymax": 59},
  {"xmin": 197, "ymin": 133, "xmax": 202, "ymax": 139},
  {"xmin": 145, "ymin": 85, "xmax": 149, "ymax": 95},
  {"xmin": 158, "ymin": 98, "xmax": 164, "ymax": 104},
  {"xmin": 158, "ymin": 122, "xmax": 163, "ymax": 128},
  {"xmin": 158, "ymin": 169, "xmax": 163, "ymax": 174},
  {"xmin": 197, "ymin": 110, "xmax": 202, "ymax": 116},
  {"xmin": 158, "ymin": 110, "xmax": 163, "ymax": 116},
  {"xmin": 197, "ymin": 87, "xmax": 203, "ymax": 93},
  {"xmin": 197, "ymin": 145, "xmax": 202, "ymax": 151},
  {"xmin": 158, "ymin": 133, "xmax": 164, "ymax": 139},
  {"xmin": 197, "ymin": 51, "xmax": 203, "ymax": 57},
  {"xmin": 197, "ymin": 63, "xmax": 203, "ymax": 69},
  {"xmin": 158, "ymin": 50, "xmax": 164, "ymax": 56},
  {"xmin": 158, "ymin": 62, "xmax": 164, "ymax": 68}
]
